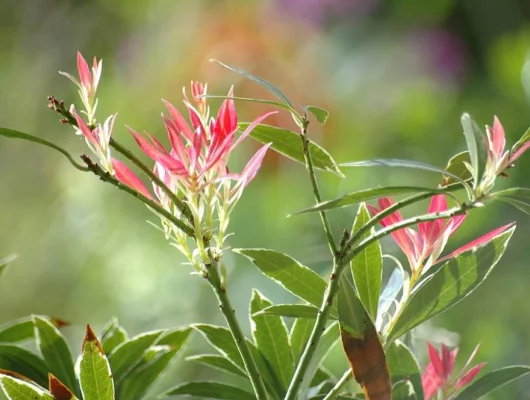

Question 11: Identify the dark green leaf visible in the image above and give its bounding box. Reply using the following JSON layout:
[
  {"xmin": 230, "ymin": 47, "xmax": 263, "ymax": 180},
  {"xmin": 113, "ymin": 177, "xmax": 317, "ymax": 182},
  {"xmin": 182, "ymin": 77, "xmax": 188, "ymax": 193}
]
[
  {"xmin": 185, "ymin": 355, "xmax": 246, "ymax": 378},
  {"xmin": 250, "ymin": 290, "xmax": 293, "ymax": 389},
  {"xmin": 0, "ymin": 344, "xmax": 48, "ymax": 387},
  {"xmin": 460, "ymin": 113, "xmax": 488, "ymax": 190},
  {"xmin": 33, "ymin": 316, "xmax": 76, "ymax": 392},
  {"xmin": 0, "ymin": 128, "xmax": 86, "ymax": 171},
  {"xmin": 234, "ymin": 249, "xmax": 336, "ymax": 316},
  {"xmin": 387, "ymin": 227, "xmax": 514, "ymax": 341},
  {"xmin": 0, "ymin": 375, "xmax": 53, "ymax": 400},
  {"xmin": 350, "ymin": 203, "xmax": 382, "ymax": 319},
  {"xmin": 310, "ymin": 368, "xmax": 334, "ymax": 388},
  {"xmin": 108, "ymin": 329, "xmax": 164, "ymax": 385},
  {"xmin": 442, "ymin": 151, "xmax": 472, "ymax": 186},
  {"xmin": 386, "ymin": 341, "xmax": 423, "ymax": 399},
  {"xmin": 454, "ymin": 366, "xmax": 530, "ymax": 400},
  {"xmin": 164, "ymin": 381, "xmax": 255, "ymax": 400},
  {"xmin": 294, "ymin": 187, "xmax": 437, "ymax": 215},
  {"xmin": 100, "ymin": 317, "xmax": 128, "ymax": 355},
  {"xmin": 304, "ymin": 106, "xmax": 329, "ymax": 124},
  {"xmin": 337, "ymin": 274, "xmax": 367, "ymax": 338},
  {"xmin": 254, "ymin": 304, "xmax": 321, "ymax": 319},
  {"xmin": 290, "ymin": 318, "xmax": 314, "ymax": 363},
  {"xmin": 211, "ymin": 59, "xmax": 295, "ymax": 110},
  {"xmin": 392, "ymin": 380, "xmax": 417, "ymax": 400},
  {"xmin": 78, "ymin": 325, "xmax": 114, "ymax": 400},
  {"xmin": 240, "ymin": 124, "xmax": 343, "ymax": 176}
]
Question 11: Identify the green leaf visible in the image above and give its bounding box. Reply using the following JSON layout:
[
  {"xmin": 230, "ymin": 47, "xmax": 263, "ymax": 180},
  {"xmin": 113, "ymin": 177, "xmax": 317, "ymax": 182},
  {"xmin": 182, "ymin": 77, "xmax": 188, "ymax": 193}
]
[
  {"xmin": 294, "ymin": 186, "xmax": 439, "ymax": 215},
  {"xmin": 350, "ymin": 203, "xmax": 382, "ymax": 319},
  {"xmin": 495, "ymin": 196, "xmax": 530, "ymax": 215},
  {"xmin": 203, "ymin": 95, "xmax": 296, "ymax": 113},
  {"xmin": 442, "ymin": 151, "xmax": 472, "ymax": 186},
  {"xmin": 156, "ymin": 327, "xmax": 193, "ymax": 349},
  {"xmin": 0, "ymin": 375, "xmax": 53, "ymax": 400},
  {"xmin": 254, "ymin": 304, "xmax": 321, "ymax": 319},
  {"xmin": 185, "ymin": 355, "xmax": 246, "ymax": 378},
  {"xmin": 78, "ymin": 325, "xmax": 114, "ymax": 400},
  {"xmin": 108, "ymin": 329, "xmax": 164, "ymax": 385},
  {"xmin": 387, "ymin": 227, "xmax": 515, "ymax": 341},
  {"xmin": 512, "ymin": 126, "xmax": 530, "ymax": 152},
  {"xmin": 303, "ymin": 106, "xmax": 329, "ymax": 124},
  {"xmin": 492, "ymin": 187, "xmax": 530, "ymax": 200},
  {"xmin": 0, "ymin": 344, "xmax": 48, "ymax": 387},
  {"xmin": 250, "ymin": 290, "xmax": 293, "ymax": 390},
  {"xmin": 163, "ymin": 381, "xmax": 255, "ymax": 400},
  {"xmin": 0, "ymin": 254, "xmax": 17, "ymax": 283},
  {"xmin": 454, "ymin": 365, "xmax": 530, "ymax": 400},
  {"xmin": 234, "ymin": 249, "xmax": 336, "ymax": 316},
  {"xmin": 211, "ymin": 59, "xmax": 295, "ymax": 110},
  {"xmin": 392, "ymin": 380, "xmax": 417, "ymax": 400},
  {"xmin": 337, "ymin": 274, "xmax": 368, "ymax": 338},
  {"xmin": 290, "ymin": 318, "xmax": 314, "ymax": 363},
  {"xmin": 0, "ymin": 318, "xmax": 34, "ymax": 344},
  {"xmin": 386, "ymin": 341, "xmax": 424, "ymax": 399},
  {"xmin": 460, "ymin": 113, "xmax": 488, "ymax": 190},
  {"xmin": 240, "ymin": 124, "xmax": 343, "ymax": 176},
  {"xmin": 100, "ymin": 318, "xmax": 128, "ymax": 355},
  {"xmin": 0, "ymin": 127, "xmax": 86, "ymax": 171},
  {"xmin": 33, "ymin": 316, "xmax": 76, "ymax": 392},
  {"xmin": 300, "ymin": 323, "xmax": 340, "ymax": 399}
]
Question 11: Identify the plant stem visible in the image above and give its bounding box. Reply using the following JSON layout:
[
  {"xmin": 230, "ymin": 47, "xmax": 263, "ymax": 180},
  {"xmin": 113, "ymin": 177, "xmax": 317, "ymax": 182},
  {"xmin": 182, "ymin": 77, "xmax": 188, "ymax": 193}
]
[
  {"xmin": 299, "ymin": 118, "xmax": 338, "ymax": 255},
  {"xmin": 80, "ymin": 155, "xmax": 194, "ymax": 236},
  {"xmin": 205, "ymin": 249, "xmax": 269, "ymax": 400},
  {"xmin": 109, "ymin": 138, "xmax": 194, "ymax": 224},
  {"xmin": 322, "ymin": 369, "xmax": 352, "ymax": 400}
]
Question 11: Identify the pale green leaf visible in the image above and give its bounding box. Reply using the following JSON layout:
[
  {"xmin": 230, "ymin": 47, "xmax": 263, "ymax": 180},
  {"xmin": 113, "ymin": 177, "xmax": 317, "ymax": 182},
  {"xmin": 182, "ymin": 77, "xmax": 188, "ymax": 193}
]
[
  {"xmin": 454, "ymin": 366, "xmax": 530, "ymax": 400},
  {"xmin": 442, "ymin": 151, "xmax": 472, "ymax": 186},
  {"xmin": 304, "ymin": 106, "xmax": 329, "ymax": 124},
  {"xmin": 100, "ymin": 318, "xmax": 128, "ymax": 355},
  {"xmin": 254, "ymin": 304, "xmax": 321, "ymax": 319},
  {"xmin": 460, "ymin": 113, "xmax": 488, "ymax": 190},
  {"xmin": 0, "ymin": 375, "xmax": 53, "ymax": 400}
]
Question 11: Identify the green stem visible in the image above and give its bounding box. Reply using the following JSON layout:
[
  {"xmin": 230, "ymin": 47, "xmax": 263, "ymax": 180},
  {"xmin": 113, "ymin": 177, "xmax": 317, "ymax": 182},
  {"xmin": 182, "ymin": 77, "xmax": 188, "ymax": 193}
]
[
  {"xmin": 109, "ymin": 138, "xmax": 194, "ymax": 224},
  {"xmin": 80, "ymin": 155, "xmax": 194, "ymax": 236},
  {"xmin": 205, "ymin": 250, "xmax": 269, "ymax": 400},
  {"xmin": 322, "ymin": 369, "xmax": 352, "ymax": 400},
  {"xmin": 299, "ymin": 118, "xmax": 338, "ymax": 255}
]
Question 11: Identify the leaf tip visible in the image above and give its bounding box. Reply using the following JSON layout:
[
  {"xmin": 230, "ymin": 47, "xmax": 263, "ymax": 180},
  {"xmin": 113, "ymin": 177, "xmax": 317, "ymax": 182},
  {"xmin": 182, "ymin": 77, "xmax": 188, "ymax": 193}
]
[
  {"xmin": 48, "ymin": 373, "xmax": 75, "ymax": 400},
  {"xmin": 83, "ymin": 324, "xmax": 104, "ymax": 354}
]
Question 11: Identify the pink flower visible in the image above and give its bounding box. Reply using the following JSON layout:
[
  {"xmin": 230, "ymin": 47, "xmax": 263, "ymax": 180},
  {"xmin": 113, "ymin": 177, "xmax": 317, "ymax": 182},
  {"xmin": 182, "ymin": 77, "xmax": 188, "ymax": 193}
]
[
  {"xmin": 368, "ymin": 195, "xmax": 514, "ymax": 272},
  {"xmin": 422, "ymin": 342, "xmax": 485, "ymax": 400},
  {"xmin": 487, "ymin": 116, "xmax": 530, "ymax": 174}
]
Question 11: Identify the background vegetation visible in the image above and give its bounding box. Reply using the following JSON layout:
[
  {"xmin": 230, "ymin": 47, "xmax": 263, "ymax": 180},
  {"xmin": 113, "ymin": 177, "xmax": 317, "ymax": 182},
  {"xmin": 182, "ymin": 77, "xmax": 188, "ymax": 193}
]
[{"xmin": 1, "ymin": 0, "xmax": 529, "ymax": 398}]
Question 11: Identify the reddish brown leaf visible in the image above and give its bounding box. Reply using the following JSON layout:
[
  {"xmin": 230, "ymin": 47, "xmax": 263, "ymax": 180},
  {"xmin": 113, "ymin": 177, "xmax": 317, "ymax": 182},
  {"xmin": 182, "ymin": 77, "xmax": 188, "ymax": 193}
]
[
  {"xmin": 83, "ymin": 324, "xmax": 104, "ymax": 354},
  {"xmin": 341, "ymin": 321, "xmax": 392, "ymax": 400},
  {"xmin": 0, "ymin": 369, "xmax": 33, "ymax": 383},
  {"xmin": 49, "ymin": 373, "xmax": 75, "ymax": 400}
]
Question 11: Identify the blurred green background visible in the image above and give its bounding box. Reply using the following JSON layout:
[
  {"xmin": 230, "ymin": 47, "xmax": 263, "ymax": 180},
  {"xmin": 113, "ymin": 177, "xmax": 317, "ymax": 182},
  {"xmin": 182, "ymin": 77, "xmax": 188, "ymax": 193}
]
[{"xmin": 1, "ymin": 0, "xmax": 530, "ymax": 398}]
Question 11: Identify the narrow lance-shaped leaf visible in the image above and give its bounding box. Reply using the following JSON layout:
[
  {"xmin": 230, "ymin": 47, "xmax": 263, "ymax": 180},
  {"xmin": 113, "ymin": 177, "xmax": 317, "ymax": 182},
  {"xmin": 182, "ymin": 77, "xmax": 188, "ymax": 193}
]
[
  {"xmin": 0, "ymin": 316, "xmax": 67, "ymax": 344},
  {"xmin": 33, "ymin": 316, "xmax": 77, "ymax": 393},
  {"xmin": 254, "ymin": 304, "xmax": 321, "ymax": 319},
  {"xmin": 234, "ymin": 248, "xmax": 337, "ymax": 316},
  {"xmin": 163, "ymin": 381, "xmax": 256, "ymax": 400},
  {"xmin": 290, "ymin": 318, "xmax": 314, "ymax": 363},
  {"xmin": 0, "ymin": 374, "xmax": 54, "ymax": 400},
  {"xmin": 460, "ymin": 113, "xmax": 488, "ymax": 190},
  {"xmin": 387, "ymin": 227, "xmax": 515, "ymax": 342},
  {"xmin": 351, "ymin": 203, "xmax": 383, "ymax": 319},
  {"xmin": 78, "ymin": 325, "xmax": 114, "ymax": 400},
  {"xmin": 185, "ymin": 354, "xmax": 247, "ymax": 378},
  {"xmin": 250, "ymin": 290, "xmax": 293, "ymax": 390},
  {"xmin": 295, "ymin": 187, "xmax": 440, "ymax": 215},
  {"xmin": 0, "ymin": 344, "xmax": 49, "ymax": 387},
  {"xmin": 240, "ymin": 124, "xmax": 343, "ymax": 176},
  {"xmin": 376, "ymin": 266, "xmax": 404, "ymax": 331},
  {"xmin": 386, "ymin": 341, "xmax": 424, "ymax": 399},
  {"xmin": 495, "ymin": 196, "xmax": 530, "ymax": 216},
  {"xmin": 100, "ymin": 317, "xmax": 128, "ymax": 354},
  {"xmin": 337, "ymin": 274, "xmax": 368, "ymax": 338},
  {"xmin": 454, "ymin": 366, "xmax": 530, "ymax": 400}
]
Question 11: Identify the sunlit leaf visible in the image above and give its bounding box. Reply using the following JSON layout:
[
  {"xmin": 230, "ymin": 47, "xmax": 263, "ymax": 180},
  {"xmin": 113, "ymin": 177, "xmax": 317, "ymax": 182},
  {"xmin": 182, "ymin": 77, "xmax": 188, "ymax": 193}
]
[
  {"xmin": 460, "ymin": 113, "xmax": 488, "ymax": 190},
  {"xmin": 376, "ymin": 267, "xmax": 404, "ymax": 330},
  {"xmin": 78, "ymin": 325, "xmax": 114, "ymax": 400},
  {"xmin": 234, "ymin": 248, "xmax": 337, "ymax": 316},
  {"xmin": 387, "ymin": 227, "xmax": 514, "ymax": 341},
  {"xmin": 0, "ymin": 374, "xmax": 53, "ymax": 400},
  {"xmin": 250, "ymin": 290, "xmax": 293, "ymax": 390},
  {"xmin": 454, "ymin": 366, "xmax": 530, "ymax": 400},
  {"xmin": 33, "ymin": 316, "xmax": 76, "ymax": 393},
  {"xmin": 100, "ymin": 317, "xmax": 128, "ymax": 355},
  {"xmin": 442, "ymin": 151, "xmax": 472, "ymax": 186},
  {"xmin": 185, "ymin": 355, "xmax": 246, "ymax": 378},
  {"xmin": 294, "ymin": 186, "xmax": 438, "ymax": 215},
  {"xmin": 386, "ymin": 341, "xmax": 423, "ymax": 399},
  {"xmin": 350, "ymin": 203, "xmax": 382, "ymax": 319},
  {"xmin": 303, "ymin": 106, "xmax": 329, "ymax": 124},
  {"xmin": 254, "ymin": 304, "xmax": 321, "ymax": 319},
  {"xmin": 239, "ymin": 124, "xmax": 343, "ymax": 176},
  {"xmin": 163, "ymin": 381, "xmax": 255, "ymax": 400}
]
